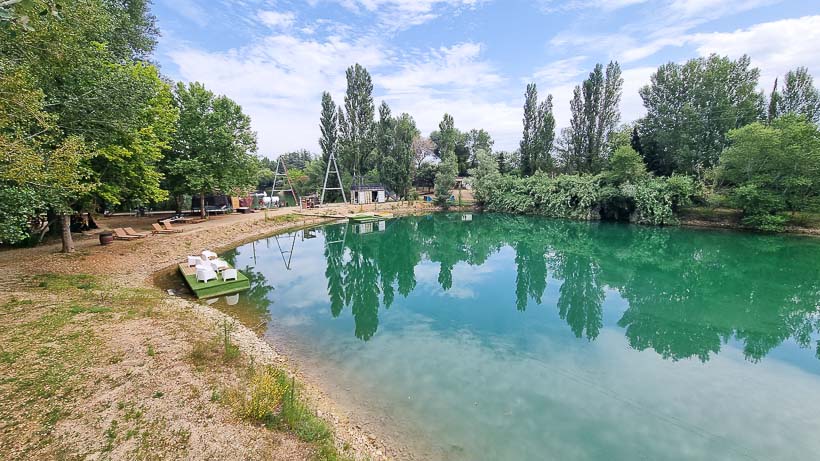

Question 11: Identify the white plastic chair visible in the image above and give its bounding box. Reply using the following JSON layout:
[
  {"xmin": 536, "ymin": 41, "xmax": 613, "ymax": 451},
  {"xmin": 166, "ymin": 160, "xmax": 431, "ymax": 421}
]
[
  {"xmin": 212, "ymin": 259, "xmax": 230, "ymax": 272},
  {"xmin": 201, "ymin": 250, "xmax": 217, "ymax": 261},
  {"xmin": 187, "ymin": 256, "xmax": 202, "ymax": 267},
  {"xmin": 196, "ymin": 267, "xmax": 217, "ymax": 283},
  {"xmin": 222, "ymin": 268, "xmax": 238, "ymax": 281}
]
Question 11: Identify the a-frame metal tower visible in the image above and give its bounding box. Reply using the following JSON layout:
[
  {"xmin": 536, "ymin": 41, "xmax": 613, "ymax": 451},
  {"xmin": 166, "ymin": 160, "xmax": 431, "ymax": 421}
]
[
  {"xmin": 320, "ymin": 152, "xmax": 347, "ymax": 205},
  {"xmin": 272, "ymin": 157, "xmax": 300, "ymax": 209}
]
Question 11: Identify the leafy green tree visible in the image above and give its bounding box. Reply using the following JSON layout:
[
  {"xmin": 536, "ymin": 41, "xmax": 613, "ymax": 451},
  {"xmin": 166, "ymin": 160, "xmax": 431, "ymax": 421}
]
[
  {"xmin": 605, "ymin": 146, "xmax": 647, "ymax": 185},
  {"xmin": 1, "ymin": 0, "xmax": 173, "ymax": 251},
  {"xmin": 277, "ymin": 150, "xmax": 314, "ymax": 170},
  {"xmin": 557, "ymin": 62, "xmax": 622, "ymax": 174},
  {"xmin": 465, "ymin": 128, "xmax": 493, "ymax": 170},
  {"xmin": 383, "ymin": 113, "xmax": 418, "ymax": 199},
  {"xmin": 338, "ymin": 64, "xmax": 375, "ymax": 180},
  {"xmin": 469, "ymin": 148, "xmax": 499, "ymax": 205},
  {"xmin": 535, "ymin": 94, "xmax": 556, "ymax": 173},
  {"xmin": 718, "ymin": 115, "xmax": 820, "ymax": 230},
  {"xmin": 639, "ymin": 54, "xmax": 763, "ymax": 176},
  {"xmin": 319, "ymin": 92, "xmax": 338, "ymax": 162},
  {"xmin": 375, "ymin": 101, "xmax": 396, "ymax": 182},
  {"xmin": 164, "ymin": 82, "xmax": 260, "ymax": 218},
  {"xmin": 777, "ymin": 67, "xmax": 820, "ymax": 124},
  {"xmin": 520, "ymin": 83, "xmax": 539, "ymax": 176},
  {"xmin": 434, "ymin": 114, "xmax": 459, "ymax": 206}
]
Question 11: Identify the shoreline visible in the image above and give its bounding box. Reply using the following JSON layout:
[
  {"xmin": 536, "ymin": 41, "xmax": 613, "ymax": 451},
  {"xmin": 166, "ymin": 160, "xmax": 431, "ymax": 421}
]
[{"xmin": 0, "ymin": 203, "xmax": 432, "ymax": 460}]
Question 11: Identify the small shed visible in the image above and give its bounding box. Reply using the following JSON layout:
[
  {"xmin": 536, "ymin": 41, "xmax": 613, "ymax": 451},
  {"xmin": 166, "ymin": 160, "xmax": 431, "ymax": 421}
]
[{"xmin": 351, "ymin": 184, "xmax": 386, "ymax": 204}]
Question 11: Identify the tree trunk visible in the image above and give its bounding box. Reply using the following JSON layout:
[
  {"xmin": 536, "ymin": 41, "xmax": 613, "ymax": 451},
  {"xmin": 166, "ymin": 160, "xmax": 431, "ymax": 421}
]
[
  {"xmin": 60, "ymin": 214, "xmax": 74, "ymax": 253},
  {"xmin": 175, "ymin": 195, "xmax": 182, "ymax": 214},
  {"xmin": 200, "ymin": 192, "xmax": 206, "ymax": 219}
]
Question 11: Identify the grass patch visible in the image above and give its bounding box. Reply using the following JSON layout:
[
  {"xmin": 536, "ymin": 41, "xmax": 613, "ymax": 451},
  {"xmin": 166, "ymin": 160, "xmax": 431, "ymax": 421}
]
[
  {"xmin": 227, "ymin": 365, "xmax": 352, "ymax": 461},
  {"xmin": 33, "ymin": 273, "xmax": 98, "ymax": 291}
]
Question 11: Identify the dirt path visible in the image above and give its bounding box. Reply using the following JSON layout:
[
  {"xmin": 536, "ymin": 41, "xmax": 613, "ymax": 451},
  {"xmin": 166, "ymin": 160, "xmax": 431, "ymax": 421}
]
[{"xmin": 0, "ymin": 203, "xmax": 431, "ymax": 461}]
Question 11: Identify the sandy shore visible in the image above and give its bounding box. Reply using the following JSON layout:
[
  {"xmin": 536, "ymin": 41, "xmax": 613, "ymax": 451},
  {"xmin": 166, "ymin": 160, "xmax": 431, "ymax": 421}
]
[{"xmin": 0, "ymin": 203, "xmax": 432, "ymax": 460}]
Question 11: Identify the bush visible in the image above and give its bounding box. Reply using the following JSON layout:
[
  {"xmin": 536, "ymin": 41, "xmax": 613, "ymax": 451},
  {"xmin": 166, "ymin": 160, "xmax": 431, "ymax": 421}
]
[
  {"xmin": 475, "ymin": 172, "xmax": 700, "ymax": 226},
  {"xmin": 230, "ymin": 366, "xmax": 288, "ymax": 423}
]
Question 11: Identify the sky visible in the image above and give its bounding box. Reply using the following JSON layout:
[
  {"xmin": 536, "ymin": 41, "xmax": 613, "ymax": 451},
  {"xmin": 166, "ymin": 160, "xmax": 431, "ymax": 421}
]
[{"xmin": 152, "ymin": 0, "xmax": 820, "ymax": 157}]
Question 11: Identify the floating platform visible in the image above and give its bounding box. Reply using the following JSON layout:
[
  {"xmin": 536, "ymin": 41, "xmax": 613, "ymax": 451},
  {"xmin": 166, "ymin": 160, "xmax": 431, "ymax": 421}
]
[
  {"xmin": 348, "ymin": 212, "xmax": 394, "ymax": 223},
  {"xmin": 177, "ymin": 263, "xmax": 250, "ymax": 299}
]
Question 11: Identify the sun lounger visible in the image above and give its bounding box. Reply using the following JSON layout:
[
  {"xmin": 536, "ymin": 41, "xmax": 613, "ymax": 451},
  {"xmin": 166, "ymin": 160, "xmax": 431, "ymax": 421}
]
[
  {"xmin": 124, "ymin": 227, "xmax": 149, "ymax": 237},
  {"xmin": 113, "ymin": 228, "xmax": 140, "ymax": 240},
  {"xmin": 161, "ymin": 220, "xmax": 184, "ymax": 232},
  {"xmin": 152, "ymin": 223, "xmax": 180, "ymax": 234}
]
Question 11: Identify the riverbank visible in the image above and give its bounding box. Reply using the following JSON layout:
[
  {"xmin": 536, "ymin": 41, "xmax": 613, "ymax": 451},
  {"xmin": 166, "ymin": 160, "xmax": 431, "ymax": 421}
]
[{"xmin": 0, "ymin": 203, "xmax": 432, "ymax": 460}]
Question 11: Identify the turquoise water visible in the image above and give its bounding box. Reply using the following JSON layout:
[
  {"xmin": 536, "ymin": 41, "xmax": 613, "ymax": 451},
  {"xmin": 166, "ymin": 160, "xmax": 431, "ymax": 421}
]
[{"xmin": 216, "ymin": 213, "xmax": 820, "ymax": 460}]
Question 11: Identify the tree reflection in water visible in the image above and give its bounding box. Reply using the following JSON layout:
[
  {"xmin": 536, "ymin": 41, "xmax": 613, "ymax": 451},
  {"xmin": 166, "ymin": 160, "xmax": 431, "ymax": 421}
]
[{"xmin": 314, "ymin": 213, "xmax": 820, "ymax": 363}]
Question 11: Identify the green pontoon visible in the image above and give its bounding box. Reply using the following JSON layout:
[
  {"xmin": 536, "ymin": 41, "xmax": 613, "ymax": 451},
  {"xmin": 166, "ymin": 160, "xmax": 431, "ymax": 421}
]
[
  {"xmin": 177, "ymin": 263, "xmax": 250, "ymax": 299},
  {"xmin": 348, "ymin": 212, "xmax": 394, "ymax": 223}
]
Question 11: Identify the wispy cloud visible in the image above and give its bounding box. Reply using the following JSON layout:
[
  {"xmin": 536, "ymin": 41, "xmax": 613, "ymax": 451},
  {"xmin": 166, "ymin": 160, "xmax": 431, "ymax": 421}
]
[
  {"xmin": 331, "ymin": 0, "xmax": 486, "ymax": 31},
  {"xmin": 257, "ymin": 10, "xmax": 297, "ymax": 29}
]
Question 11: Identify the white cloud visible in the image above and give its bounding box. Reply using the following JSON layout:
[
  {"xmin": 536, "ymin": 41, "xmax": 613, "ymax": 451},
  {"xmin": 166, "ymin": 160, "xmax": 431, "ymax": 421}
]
[
  {"xmin": 167, "ymin": 33, "xmax": 388, "ymax": 156},
  {"xmin": 539, "ymin": 0, "xmax": 649, "ymax": 13},
  {"xmin": 333, "ymin": 0, "xmax": 486, "ymax": 30},
  {"xmin": 528, "ymin": 56, "xmax": 588, "ymax": 87},
  {"xmin": 686, "ymin": 15, "xmax": 820, "ymax": 88},
  {"xmin": 257, "ymin": 10, "xmax": 297, "ymax": 28}
]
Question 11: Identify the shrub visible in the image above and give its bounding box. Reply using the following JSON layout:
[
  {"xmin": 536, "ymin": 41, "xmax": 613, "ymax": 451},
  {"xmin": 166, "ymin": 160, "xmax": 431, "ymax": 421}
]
[
  {"xmin": 230, "ymin": 366, "xmax": 288, "ymax": 423},
  {"xmin": 474, "ymin": 171, "xmax": 700, "ymax": 226}
]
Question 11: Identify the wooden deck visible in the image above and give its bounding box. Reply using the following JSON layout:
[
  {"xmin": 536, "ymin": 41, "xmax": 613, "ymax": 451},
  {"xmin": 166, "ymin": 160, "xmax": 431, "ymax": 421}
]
[{"xmin": 178, "ymin": 263, "xmax": 250, "ymax": 299}]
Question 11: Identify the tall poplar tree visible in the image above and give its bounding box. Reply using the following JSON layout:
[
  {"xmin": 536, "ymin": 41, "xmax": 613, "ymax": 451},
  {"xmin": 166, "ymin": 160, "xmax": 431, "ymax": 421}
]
[
  {"xmin": 434, "ymin": 114, "xmax": 458, "ymax": 206},
  {"xmin": 557, "ymin": 62, "xmax": 622, "ymax": 174},
  {"xmin": 319, "ymin": 92, "xmax": 338, "ymax": 164},
  {"xmin": 778, "ymin": 67, "xmax": 820, "ymax": 124},
  {"xmin": 338, "ymin": 63, "xmax": 376, "ymax": 181},
  {"xmin": 376, "ymin": 101, "xmax": 395, "ymax": 183},
  {"xmin": 535, "ymin": 95, "xmax": 556, "ymax": 173},
  {"xmin": 520, "ymin": 83, "xmax": 539, "ymax": 176}
]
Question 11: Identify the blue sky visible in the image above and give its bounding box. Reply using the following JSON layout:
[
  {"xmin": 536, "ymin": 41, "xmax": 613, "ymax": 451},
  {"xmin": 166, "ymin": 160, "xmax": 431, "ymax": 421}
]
[{"xmin": 153, "ymin": 0, "xmax": 820, "ymax": 157}]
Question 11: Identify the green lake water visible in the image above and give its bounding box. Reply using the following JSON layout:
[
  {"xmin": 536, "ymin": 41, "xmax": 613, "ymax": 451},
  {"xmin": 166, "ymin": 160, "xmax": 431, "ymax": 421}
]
[{"xmin": 210, "ymin": 213, "xmax": 820, "ymax": 460}]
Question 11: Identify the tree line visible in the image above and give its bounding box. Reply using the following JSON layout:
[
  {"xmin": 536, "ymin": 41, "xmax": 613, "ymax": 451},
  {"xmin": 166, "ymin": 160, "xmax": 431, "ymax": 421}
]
[
  {"xmin": 475, "ymin": 55, "xmax": 820, "ymax": 231},
  {"xmin": 1, "ymin": 0, "xmax": 262, "ymax": 251}
]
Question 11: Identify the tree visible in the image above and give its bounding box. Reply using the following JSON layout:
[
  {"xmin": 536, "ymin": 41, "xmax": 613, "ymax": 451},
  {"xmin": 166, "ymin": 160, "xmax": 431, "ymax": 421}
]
[
  {"xmin": 718, "ymin": 115, "xmax": 820, "ymax": 230},
  {"xmin": 639, "ymin": 54, "xmax": 763, "ymax": 176},
  {"xmin": 412, "ymin": 135, "xmax": 436, "ymax": 170},
  {"xmin": 278, "ymin": 150, "xmax": 314, "ymax": 170},
  {"xmin": 535, "ymin": 95, "xmax": 556, "ymax": 173},
  {"xmin": 319, "ymin": 91, "xmax": 338, "ymax": 165},
  {"xmin": 465, "ymin": 128, "xmax": 493, "ymax": 170},
  {"xmin": 375, "ymin": 101, "xmax": 395, "ymax": 183},
  {"xmin": 469, "ymin": 148, "xmax": 500, "ymax": 204},
  {"xmin": 434, "ymin": 114, "xmax": 459, "ymax": 206},
  {"xmin": 778, "ymin": 67, "xmax": 820, "ymax": 124},
  {"xmin": 164, "ymin": 82, "xmax": 260, "ymax": 218},
  {"xmin": 520, "ymin": 83, "xmax": 539, "ymax": 176},
  {"xmin": 0, "ymin": 0, "xmax": 174, "ymax": 251},
  {"xmin": 338, "ymin": 64, "xmax": 375, "ymax": 181},
  {"xmin": 383, "ymin": 113, "xmax": 418, "ymax": 199},
  {"xmin": 559, "ymin": 62, "xmax": 622, "ymax": 174},
  {"xmin": 605, "ymin": 146, "xmax": 647, "ymax": 185}
]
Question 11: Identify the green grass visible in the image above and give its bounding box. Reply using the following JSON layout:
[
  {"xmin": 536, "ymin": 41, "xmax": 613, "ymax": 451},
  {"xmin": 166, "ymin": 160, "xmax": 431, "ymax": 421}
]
[{"xmin": 226, "ymin": 365, "xmax": 354, "ymax": 461}]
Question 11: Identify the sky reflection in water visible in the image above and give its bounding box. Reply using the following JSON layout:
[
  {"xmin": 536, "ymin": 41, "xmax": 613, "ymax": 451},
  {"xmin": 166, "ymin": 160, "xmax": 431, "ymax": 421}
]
[{"xmin": 216, "ymin": 213, "xmax": 820, "ymax": 460}]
